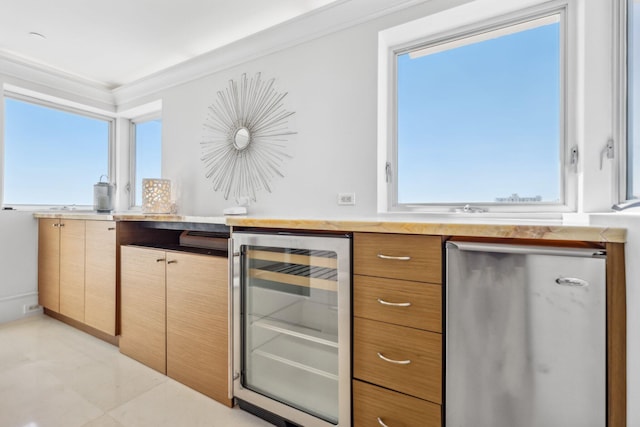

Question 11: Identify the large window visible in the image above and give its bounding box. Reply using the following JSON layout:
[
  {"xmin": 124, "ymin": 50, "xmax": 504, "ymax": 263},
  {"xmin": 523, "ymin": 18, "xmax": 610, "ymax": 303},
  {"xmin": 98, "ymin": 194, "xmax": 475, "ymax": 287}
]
[
  {"xmin": 130, "ymin": 118, "xmax": 162, "ymax": 207},
  {"xmin": 3, "ymin": 96, "xmax": 112, "ymax": 206},
  {"xmin": 627, "ymin": 0, "xmax": 640, "ymax": 200},
  {"xmin": 386, "ymin": 7, "xmax": 568, "ymax": 212}
]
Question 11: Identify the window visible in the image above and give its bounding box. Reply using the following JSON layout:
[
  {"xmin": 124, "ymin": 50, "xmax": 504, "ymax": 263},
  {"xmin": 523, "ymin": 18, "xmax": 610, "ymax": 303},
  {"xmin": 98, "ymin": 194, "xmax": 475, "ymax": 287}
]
[
  {"xmin": 626, "ymin": 0, "xmax": 640, "ymax": 200},
  {"xmin": 383, "ymin": 6, "xmax": 570, "ymax": 212},
  {"xmin": 3, "ymin": 95, "xmax": 112, "ymax": 206},
  {"xmin": 130, "ymin": 118, "xmax": 162, "ymax": 207}
]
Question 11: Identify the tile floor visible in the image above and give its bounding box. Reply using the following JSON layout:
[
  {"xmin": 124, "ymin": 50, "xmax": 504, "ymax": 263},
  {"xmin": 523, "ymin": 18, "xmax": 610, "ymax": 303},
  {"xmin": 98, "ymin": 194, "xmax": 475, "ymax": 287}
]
[{"xmin": 0, "ymin": 315, "xmax": 272, "ymax": 427}]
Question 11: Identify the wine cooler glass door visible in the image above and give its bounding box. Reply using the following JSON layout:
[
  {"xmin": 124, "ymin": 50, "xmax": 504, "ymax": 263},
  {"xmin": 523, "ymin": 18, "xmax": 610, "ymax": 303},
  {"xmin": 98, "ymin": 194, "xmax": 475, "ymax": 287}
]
[{"xmin": 233, "ymin": 233, "xmax": 350, "ymax": 427}]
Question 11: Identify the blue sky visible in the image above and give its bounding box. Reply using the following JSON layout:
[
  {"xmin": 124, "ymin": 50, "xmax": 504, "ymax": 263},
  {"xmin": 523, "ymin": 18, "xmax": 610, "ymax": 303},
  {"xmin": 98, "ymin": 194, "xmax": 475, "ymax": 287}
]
[
  {"xmin": 134, "ymin": 120, "xmax": 162, "ymax": 206},
  {"xmin": 4, "ymin": 98, "xmax": 109, "ymax": 206},
  {"xmin": 397, "ymin": 21, "xmax": 561, "ymax": 204}
]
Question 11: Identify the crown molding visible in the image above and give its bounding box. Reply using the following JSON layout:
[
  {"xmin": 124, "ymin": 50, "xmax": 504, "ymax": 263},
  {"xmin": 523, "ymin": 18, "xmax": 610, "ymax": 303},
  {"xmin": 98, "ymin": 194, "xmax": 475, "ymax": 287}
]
[
  {"xmin": 0, "ymin": 0, "xmax": 429, "ymax": 109},
  {"xmin": 113, "ymin": 0, "xmax": 429, "ymax": 105},
  {"xmin": 0, "ymin": 55, "xmax": 115, "ymax": 112}
]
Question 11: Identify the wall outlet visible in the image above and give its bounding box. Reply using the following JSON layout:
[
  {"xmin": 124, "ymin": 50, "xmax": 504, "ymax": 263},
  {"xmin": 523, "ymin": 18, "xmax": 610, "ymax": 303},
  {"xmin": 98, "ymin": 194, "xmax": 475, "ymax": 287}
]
[
  {"xmin": 337, "ymin": 193, "xmax": 355, "ymax": 205},
  {"xmin": 23, "ymin": 304, "xmax": 41, "ymax": 314}
]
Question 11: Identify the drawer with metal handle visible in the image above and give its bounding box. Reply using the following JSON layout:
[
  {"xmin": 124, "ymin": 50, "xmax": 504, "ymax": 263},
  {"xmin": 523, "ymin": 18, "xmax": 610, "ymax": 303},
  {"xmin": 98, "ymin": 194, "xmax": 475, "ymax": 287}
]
[
  {"xmin": 353, "ymin": 317, "xmax": 442, "ymax": 403},
  {"xmin": 353, "ymin": 233, "xmax": 441, "ymax": 283},
  {"xmin": 353, "ymin": 275, "xmax": 442, "ymax": 332},
  {"xmin": 353, "ymin": 379, "xmax": 441, "ymax": 427}
]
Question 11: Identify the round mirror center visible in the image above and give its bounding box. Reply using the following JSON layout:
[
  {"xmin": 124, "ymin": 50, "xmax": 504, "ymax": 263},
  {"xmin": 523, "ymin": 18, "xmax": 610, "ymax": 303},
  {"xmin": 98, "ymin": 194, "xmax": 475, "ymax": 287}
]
[{"xmin": 233, "ymin": 127, "xmax": 251, "ymax": 150}]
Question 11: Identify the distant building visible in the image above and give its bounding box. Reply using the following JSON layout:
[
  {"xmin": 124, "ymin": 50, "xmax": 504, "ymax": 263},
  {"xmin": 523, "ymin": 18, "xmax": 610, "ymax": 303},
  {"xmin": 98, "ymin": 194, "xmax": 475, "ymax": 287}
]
[{"xmin": 495, "ymin": 193, "xmax": 543, "ymax": 203}]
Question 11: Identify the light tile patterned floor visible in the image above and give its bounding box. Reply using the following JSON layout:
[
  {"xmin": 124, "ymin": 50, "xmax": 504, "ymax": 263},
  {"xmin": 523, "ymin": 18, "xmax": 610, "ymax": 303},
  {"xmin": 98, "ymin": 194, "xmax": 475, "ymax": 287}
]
[{"xmin": 0, "ymin": 315, "xmax": 272, "ymax": 427}]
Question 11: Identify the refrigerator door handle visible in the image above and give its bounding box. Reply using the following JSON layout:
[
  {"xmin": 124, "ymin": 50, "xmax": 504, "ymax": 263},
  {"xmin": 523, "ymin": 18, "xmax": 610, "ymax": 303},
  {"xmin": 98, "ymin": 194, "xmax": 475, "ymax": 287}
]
[
  {"xmin": 556, "ymin": 277, "xmax": 590, "ymax": 287},
  {"xmin": 446, "ymin": 241, "xmax": 606, "ymax": 258}
]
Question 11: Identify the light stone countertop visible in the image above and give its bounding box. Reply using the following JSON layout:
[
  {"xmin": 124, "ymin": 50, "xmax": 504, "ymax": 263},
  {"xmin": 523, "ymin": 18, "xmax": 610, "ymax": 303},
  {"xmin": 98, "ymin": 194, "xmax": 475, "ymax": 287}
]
[{"xmin": 32, "ymin": 211, "xmax": 627, "ymax": 243}]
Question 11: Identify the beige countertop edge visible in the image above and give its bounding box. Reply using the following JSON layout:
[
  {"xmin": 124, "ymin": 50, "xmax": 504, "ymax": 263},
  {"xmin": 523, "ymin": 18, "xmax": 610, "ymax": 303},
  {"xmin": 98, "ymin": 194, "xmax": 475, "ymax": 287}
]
[
  {"xmin": 31, "ymin": 213, "xmax": 627, "ymax": 243},
  {"xmin": 225, "ymin": 218, "xmax": 627, "ymax": 243}
]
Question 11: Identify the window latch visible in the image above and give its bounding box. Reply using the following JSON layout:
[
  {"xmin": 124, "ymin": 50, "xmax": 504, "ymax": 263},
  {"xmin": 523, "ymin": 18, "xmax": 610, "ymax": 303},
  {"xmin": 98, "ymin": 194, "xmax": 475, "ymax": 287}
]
[
  {"xmin": 569, "ymin": 145, "xmax": 579, "ymax": 170},
  {"xmin": 385, "ymin": 162, "xmax": 392, "ymax": 183},
  {"xmin": 599, "ymin": 138, "xmax": 614, "ymax": 170}
]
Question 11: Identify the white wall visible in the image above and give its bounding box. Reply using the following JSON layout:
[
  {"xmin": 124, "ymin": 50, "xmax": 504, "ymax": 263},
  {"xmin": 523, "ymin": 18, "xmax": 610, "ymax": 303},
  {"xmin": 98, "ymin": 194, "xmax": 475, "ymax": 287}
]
[
  {"xmin": 161, "ymin": 0, "xmax": 469, "ymax": 217},
  {"xmin": 0, "ymin": 211, "xmax": 39, "ymax": 323}
]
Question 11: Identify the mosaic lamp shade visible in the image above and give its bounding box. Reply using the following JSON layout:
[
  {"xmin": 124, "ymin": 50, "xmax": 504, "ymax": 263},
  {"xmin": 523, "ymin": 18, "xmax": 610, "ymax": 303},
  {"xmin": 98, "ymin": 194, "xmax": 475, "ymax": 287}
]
[{"xmin": 142, "ymin": 179, "xmax": 171, "ymax": 214}]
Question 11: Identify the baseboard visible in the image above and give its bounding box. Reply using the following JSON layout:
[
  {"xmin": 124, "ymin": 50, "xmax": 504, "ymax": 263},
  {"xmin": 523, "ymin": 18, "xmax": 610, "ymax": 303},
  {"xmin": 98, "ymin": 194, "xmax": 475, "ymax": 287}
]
[
  {"xmin": 0, "ymin": 292, "xmax": 41, "ymax": 324},
  {"xmin": 43, "ymin": 308, "xmax": 119, "ymax": 347}
]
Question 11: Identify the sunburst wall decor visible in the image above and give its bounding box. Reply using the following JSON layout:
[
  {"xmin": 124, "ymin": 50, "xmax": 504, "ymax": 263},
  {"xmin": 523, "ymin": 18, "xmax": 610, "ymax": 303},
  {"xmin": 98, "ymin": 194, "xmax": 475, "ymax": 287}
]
[{"xmin": 201, "ymin": 72, "xmax": 296, "ymax": 202}]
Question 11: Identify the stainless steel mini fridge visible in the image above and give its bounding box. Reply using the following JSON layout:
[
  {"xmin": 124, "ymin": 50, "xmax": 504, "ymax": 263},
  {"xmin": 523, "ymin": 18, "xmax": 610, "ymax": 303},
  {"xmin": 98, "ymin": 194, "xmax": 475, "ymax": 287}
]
[
  {"xmin": 232, "ymin": 231, "xmax": 351, "ymax": 427},
  {"xmin": 445, "ymin": 241, "xmax": 606, "ymax": 427}
]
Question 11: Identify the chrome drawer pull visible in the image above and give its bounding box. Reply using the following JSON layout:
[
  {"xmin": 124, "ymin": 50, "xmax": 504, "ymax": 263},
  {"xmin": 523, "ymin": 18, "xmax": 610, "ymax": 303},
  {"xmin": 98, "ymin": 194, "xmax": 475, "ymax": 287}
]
[
  {"xmin": 377, "ymin": 417, "xmax": 390, "ymax": 427},
  {"xmin": 377, "ymin": 298, "xmax": 411, "ymax": 307},
  {"xmin": 377, "ymin": 254, "xmax": 411, "ymax": 261},
  {"xmin": 377, "ymin": 352, "xmax": 411, "ymax": 365}
]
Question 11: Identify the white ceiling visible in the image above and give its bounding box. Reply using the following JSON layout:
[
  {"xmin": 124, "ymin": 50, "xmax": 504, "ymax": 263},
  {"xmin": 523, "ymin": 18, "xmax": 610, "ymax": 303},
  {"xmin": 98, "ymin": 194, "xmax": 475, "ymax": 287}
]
[{"xmin": 0, "ymin": 0, "xmax": 341, "ymax": 90}]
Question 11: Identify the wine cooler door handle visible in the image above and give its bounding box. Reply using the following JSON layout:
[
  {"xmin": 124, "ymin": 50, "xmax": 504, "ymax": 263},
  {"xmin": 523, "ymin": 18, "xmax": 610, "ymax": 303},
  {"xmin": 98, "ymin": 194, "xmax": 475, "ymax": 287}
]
[
  {"xmin": 377, "ymin": 298, "xmax": 411, "ymax": 307},
  {"xmin": 377, "ymin": 352, "xmax": 411, "ymax": 365}
]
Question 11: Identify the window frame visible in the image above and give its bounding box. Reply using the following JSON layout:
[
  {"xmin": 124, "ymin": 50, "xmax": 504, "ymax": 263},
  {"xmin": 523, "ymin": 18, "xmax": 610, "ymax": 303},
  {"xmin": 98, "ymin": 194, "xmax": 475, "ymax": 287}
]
[
  {"xmin": 128, "ymin": 113, "xmax": 162, "ymax": 209},
  {"xmin": 2, "ymin": 91, "xmax": 115, "ymax": 209},
  {"xmin": 615, "ymin": 0, "xmax": 639, "ymax": 204},
  {"xmin": 379, "ymin": 1, "xmax": 576, "ymax": 215}
]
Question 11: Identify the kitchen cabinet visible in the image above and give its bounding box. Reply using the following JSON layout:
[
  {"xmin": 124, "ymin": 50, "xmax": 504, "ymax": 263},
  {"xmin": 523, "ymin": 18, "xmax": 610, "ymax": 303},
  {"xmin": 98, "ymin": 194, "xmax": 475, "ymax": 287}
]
[
  {"xmin": 352, "ymin": 232, "xmax": 443, "ymax": 427},
  {"xmin": 59, "ymin": 220, "xmax": 86, "ymax": 322},
  {"xmin": 120, "ymin": 246, "xmax": 167, "ymax": 373},
  {"xmin": 38, "ymin": 219, "xmax": 117, "ymax": 333},
  {"xmin": 38, "ymin": 218, "xmax": 86, "ymax": 322},
  {"xmin": 38, "ymin": 219, "xmax": 61, "ymax": 311},
  {"xmin": 84, "ymin": 221, "xmax": 117, "ymax": 335},
  {"xmin": 120, "ymin": 245, "xmax": 231, "ymax": 407}
]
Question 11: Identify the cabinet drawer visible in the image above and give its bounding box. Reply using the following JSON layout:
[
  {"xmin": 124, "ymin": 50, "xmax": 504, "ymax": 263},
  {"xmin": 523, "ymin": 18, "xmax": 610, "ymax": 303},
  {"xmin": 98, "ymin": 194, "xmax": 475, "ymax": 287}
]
[
  {"xmin": 354, "ymin": 233, "xmax": 441, "ymax": 283},
  {"xmin": 354, "ymin": 275, "xmax": 441, "ymax": 333},
  {"xmin": 353, "ymin": 380, "xmax": 441, "ymax": 427},
  {"xmin": 354, "ymin": 317, "xmax": 441, "ymax": 403}
]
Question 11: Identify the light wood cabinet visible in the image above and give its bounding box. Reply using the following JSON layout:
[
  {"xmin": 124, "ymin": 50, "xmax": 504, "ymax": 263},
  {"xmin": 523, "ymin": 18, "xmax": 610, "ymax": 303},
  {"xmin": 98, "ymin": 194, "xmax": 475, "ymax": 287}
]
[
  {"xmin": 38, "ymin": 218, "xmax": 86, "ymax": 321},
  {"xmin": 120, "ymin": 246, "xmax": 167, "ymax": 374},
  {"xmin": 166, "ymin": 252, "xmax": 230, "ymax": 406},
  {"xmin": 84, "ymin": 221, "xmax": 117, "ymax": 335},
  {"xmin": 38, "ymin": 219, "xmax": 61, "ymax": 311},
  {"xmin": 353, "ymin": 379, "xmax": 441, "ymax": 427},
  {"xmin": 120, "ymin": 245, "xmax": 231, "ymax": 407},
  {"xmin": 38, "ymin": 218, "xmax": 120, "ymax": 338},
  {"xmin": 353, "ymin": 232, "xmax": 443, "ymax": 424},
  {"xmin": 59, "ymin": 220, "xmax": 86, "ymax": 322}
]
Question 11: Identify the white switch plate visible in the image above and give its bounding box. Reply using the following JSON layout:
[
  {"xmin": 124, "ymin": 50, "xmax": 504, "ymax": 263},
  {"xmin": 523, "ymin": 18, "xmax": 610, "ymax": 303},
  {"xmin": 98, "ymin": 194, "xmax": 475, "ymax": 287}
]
[{"xmin": 337, "ymin": 193, "xmax": 355, "ymax": 205}]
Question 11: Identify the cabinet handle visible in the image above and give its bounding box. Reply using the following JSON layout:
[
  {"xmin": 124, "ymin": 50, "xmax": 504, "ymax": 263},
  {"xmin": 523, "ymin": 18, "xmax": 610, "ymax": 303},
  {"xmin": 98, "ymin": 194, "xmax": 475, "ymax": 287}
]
[
  {"xmin": 555, "ymin": 277, "xmax": 589, "ymax": 287},
  {"xmin": 377, "ymin": 253, "xmax": 411, "ymax": 261},
  {"xmin": 377, "ymin": 417, "xmax": 390, "ymax": 427},
  {"xmin": 52, "ymin": 223, "xmax": 59, "ymax": 227},
  {"xmin": 377, "ymin": 352, "xmax": 411, "ymax": 365},
  {"xmin": 107, "ymin": 227, "xmax": 115, "ymax": 231},
  {"xmin": 58, "ymin": 223, "xmax": 65, "ymax": 227},
  {"xmin": 156, "ymin": 258, "xmax": 166, "ymax": 263},
  {"xmin": 167, "ymin": 260, "xmax": 178, "ymax": 264},
  {"xmin": 377, "ymin": 298, "xmax": 411, "ymax": 307}
]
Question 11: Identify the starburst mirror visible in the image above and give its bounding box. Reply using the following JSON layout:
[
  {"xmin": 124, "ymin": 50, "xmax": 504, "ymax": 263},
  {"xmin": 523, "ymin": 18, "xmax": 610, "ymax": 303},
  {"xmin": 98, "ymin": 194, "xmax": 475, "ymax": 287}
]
[{"xmin": 201, "ymin": 73, "xmax": 296, "ymax": 202}]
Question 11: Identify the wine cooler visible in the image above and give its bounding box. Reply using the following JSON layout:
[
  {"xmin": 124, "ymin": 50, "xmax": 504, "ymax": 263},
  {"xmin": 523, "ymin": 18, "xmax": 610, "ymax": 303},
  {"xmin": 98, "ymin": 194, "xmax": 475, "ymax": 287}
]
[{"xmin": 231, "ymin": 231, "xmax": 351, "ymax": 427}]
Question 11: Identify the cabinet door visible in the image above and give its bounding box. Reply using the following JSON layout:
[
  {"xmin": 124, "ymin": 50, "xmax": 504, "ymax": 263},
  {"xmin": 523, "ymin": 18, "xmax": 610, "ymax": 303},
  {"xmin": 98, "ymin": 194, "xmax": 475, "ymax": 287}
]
[
  {"xmin": 85, "ymin": 221, "xmax": 116, "ymax": 335},
  {"xmin": 120, "ymin": 246, "xmax": 167, "ymax": 374},
  {"xmin": 166, "ymin": 251, "xmax": 231, "ymax": 406},
  {"xmin": 59, "ymin": 220, "xmax": 86, "ymax": 322},
  {"xmin": 38, "ymin": 219, "xmax": 60, "ymax": 311}
]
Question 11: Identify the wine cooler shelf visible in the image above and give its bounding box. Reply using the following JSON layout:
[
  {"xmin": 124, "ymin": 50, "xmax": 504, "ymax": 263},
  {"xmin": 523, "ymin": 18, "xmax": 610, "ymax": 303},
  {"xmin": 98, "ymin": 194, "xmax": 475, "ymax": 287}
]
[{"xmin": 247, "ymin": 248, "xmax": 339, "ymax": 292}]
